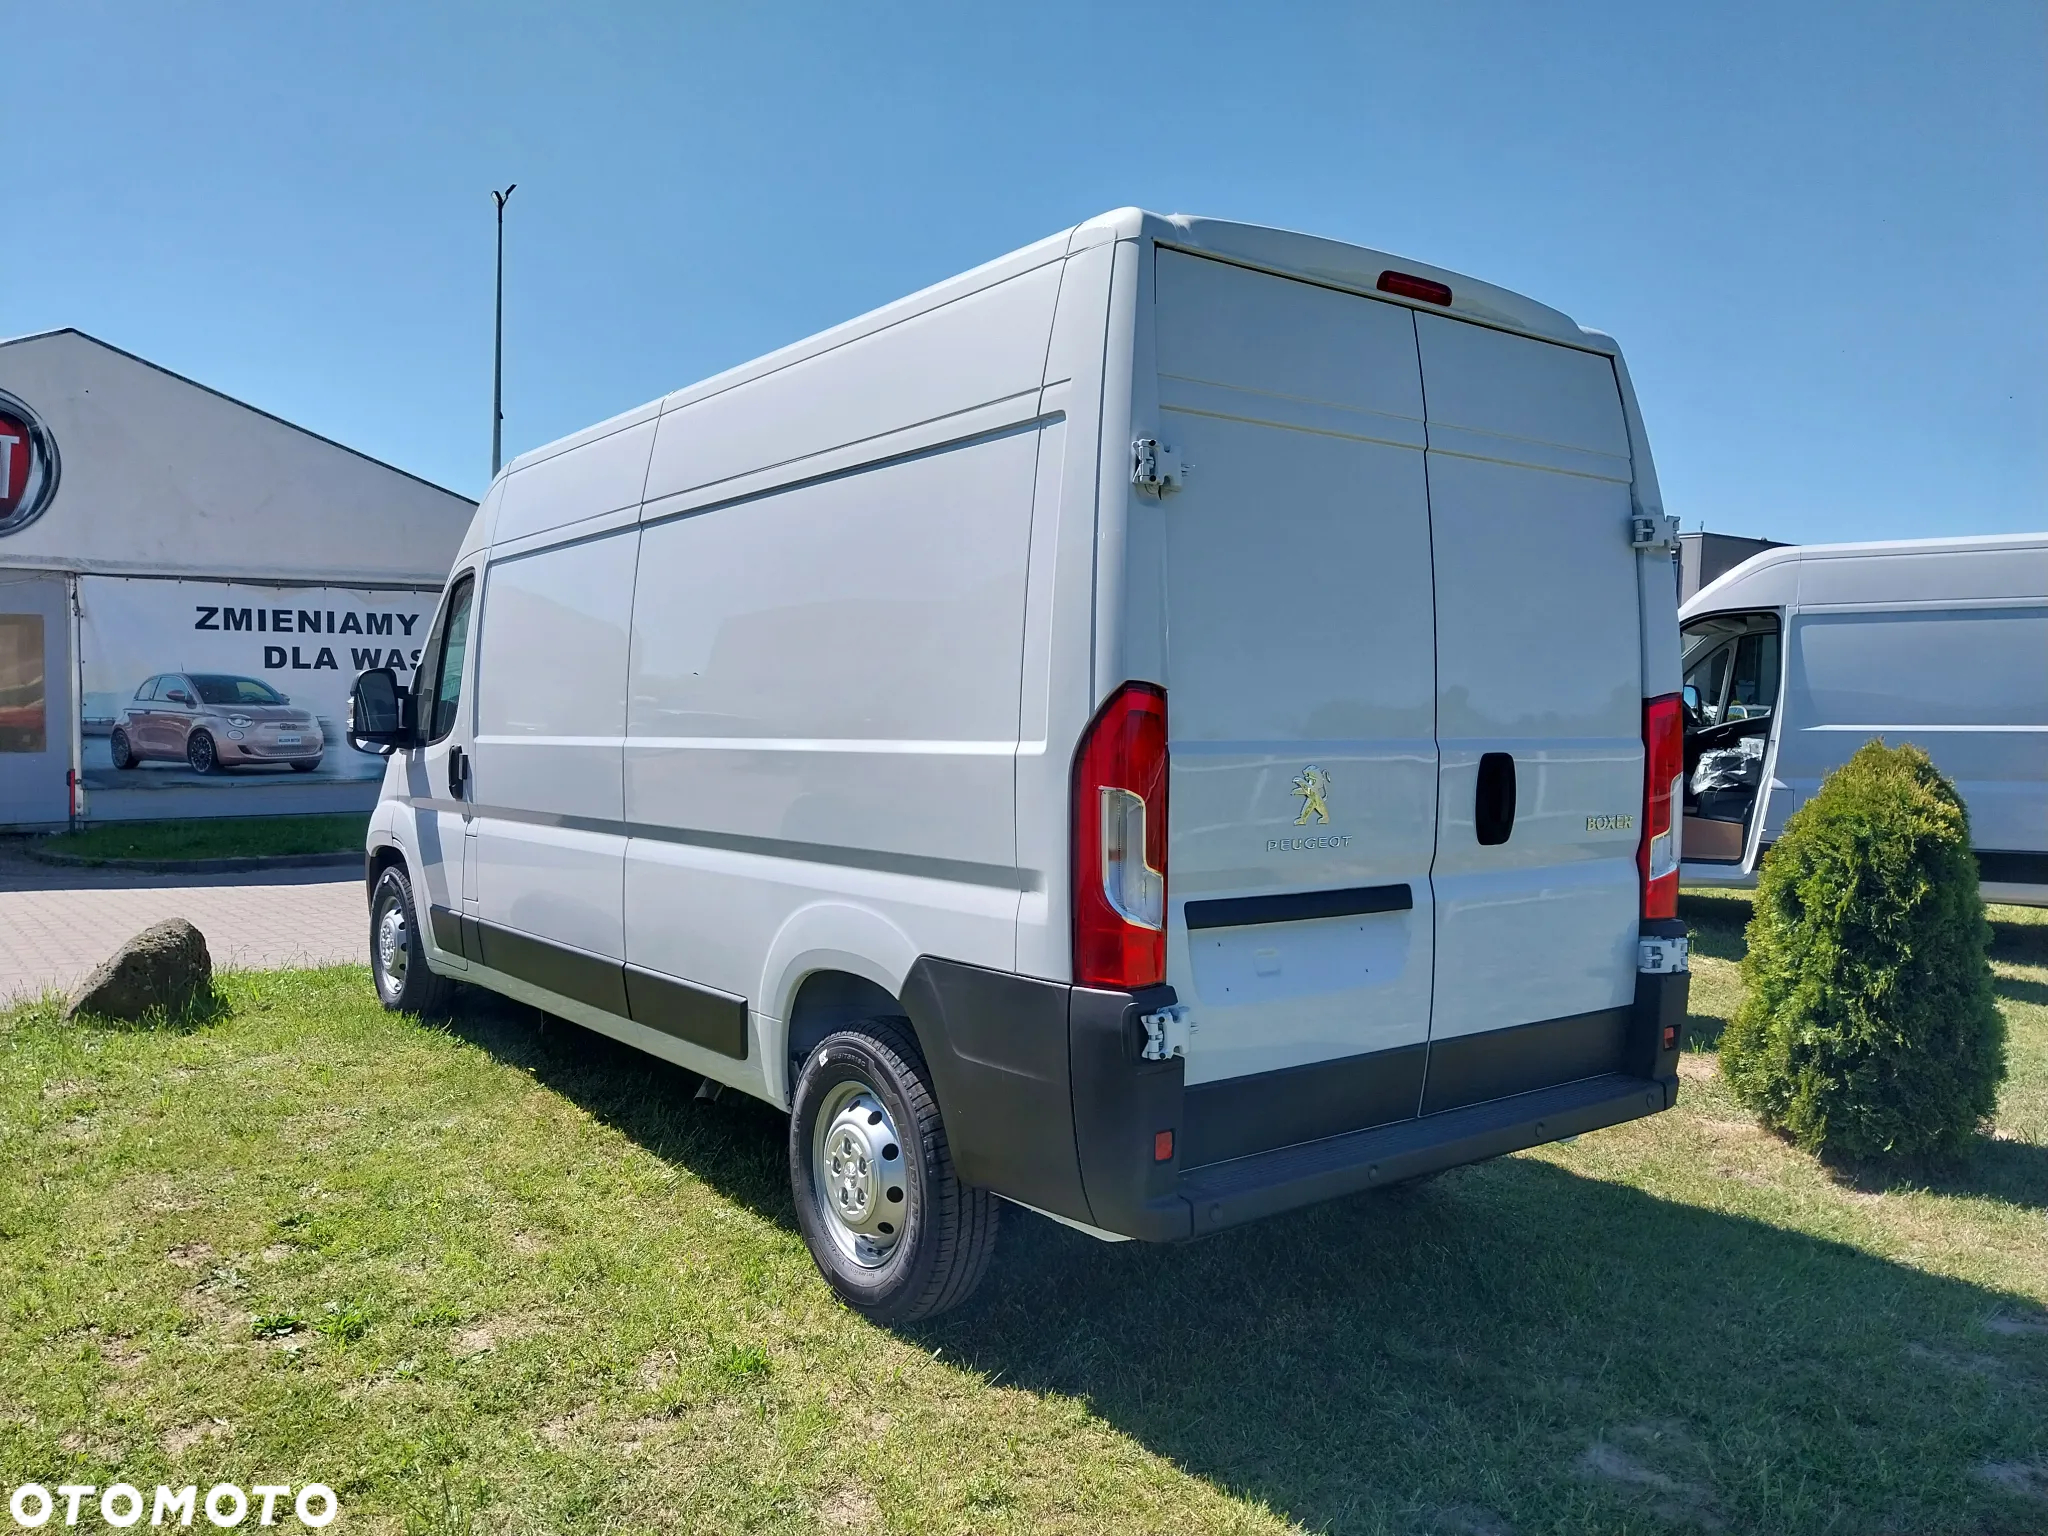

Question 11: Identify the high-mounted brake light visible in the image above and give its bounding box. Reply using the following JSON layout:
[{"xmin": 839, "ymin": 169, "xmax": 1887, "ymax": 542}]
[
  {"xmin": 1640, "ymin": 694, "xmax": 1684, "ymax": 920},
  {"xmin": 1072, "ymin": 682, "xmax": 1168, "ymax": 990},
  {"xmin": 1377, "ymin": 270, "xmax": 1453, "ymax": 306}
]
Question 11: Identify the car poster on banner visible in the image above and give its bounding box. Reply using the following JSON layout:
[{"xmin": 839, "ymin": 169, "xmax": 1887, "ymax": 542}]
[{"xmin": 78, "ymin": 576, "xmax": 436, "ymax": 791}]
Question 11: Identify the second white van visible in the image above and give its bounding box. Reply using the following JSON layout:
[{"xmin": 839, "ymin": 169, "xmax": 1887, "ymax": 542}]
[
  {"xmin": 1679, "ymin": 533, "xmax": 2048, "ymax": 905},
  {"xmin": 350, "ymin": 208, "xmax": 1690, "ymax": 1320}
]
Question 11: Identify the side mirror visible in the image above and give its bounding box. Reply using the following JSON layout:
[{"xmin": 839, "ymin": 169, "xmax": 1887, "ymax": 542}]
[
  {"xmin": 166, "ymin": 690, "xmax": 193, "ymax": 706},
  {"xmin": 347, "ymin": 668, "xmax": 414, "ymax": 754},
  {"xmin": 1682, "ymin": 684, "xmax": 1701, "ymax": 716}
]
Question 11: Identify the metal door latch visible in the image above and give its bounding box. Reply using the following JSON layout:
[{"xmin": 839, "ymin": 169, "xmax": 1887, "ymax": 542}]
[
  {"xmin": 1131, "ymin": 438, "xmax": 1185, "ymax": 495},
  {"xmin": 1138, "ymin": 1003, "xmax": 1194, "ymax": 1060},
  {"xmin": 1638, "ymin": 934, "xmax": 1689, "ymax": 974},
  {"xmin": 1630, "ymin": 513, "xmax": 1681, "ymax": 551}
]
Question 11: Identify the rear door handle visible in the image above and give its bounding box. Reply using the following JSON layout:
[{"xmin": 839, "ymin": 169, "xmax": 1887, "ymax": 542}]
[
  {"xmin": 448, "ymin": 746, "xmax": 468, "ymax": 801},
  {"xmin": 1475, "ymin": 752, "xmax": 1516, "ymax": 846}
]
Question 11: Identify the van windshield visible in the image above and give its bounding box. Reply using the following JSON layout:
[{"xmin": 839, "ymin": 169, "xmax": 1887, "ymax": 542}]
[{"xmin": 189, "ymin": 675, "xmax": 285, "ymax": 706}]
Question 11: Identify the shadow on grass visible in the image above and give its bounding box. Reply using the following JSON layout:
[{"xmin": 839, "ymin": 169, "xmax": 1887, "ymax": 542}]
[
  {"xmin": 438, "ymin": 991, "xmax": 800, "ymax": 1232},
  {"xmin": 928, "ymin": 1162, "xmax": 2048, "ymax": 1536},
  {"xmin": 437, "ymin": 988, "xmax": 2048, "ymax": 1535}
]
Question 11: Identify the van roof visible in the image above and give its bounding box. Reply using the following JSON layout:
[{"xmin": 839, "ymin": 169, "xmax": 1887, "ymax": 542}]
[
  {"xmin": 502, "ymin": 207, "xmax": 1612, "ymax": 481},
  {"xmin": 1684, "ymin": 531, "xmax": 2048, "ymax": 617}
]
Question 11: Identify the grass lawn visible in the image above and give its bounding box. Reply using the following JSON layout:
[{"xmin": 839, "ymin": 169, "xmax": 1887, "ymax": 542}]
[
  {"xmin": 32, "ymin": 813, "xmax": 371, "ymax": 864},
  {"xmin": 1, "ymin": 895, "xmax": 2043, "ymax": 1534}
]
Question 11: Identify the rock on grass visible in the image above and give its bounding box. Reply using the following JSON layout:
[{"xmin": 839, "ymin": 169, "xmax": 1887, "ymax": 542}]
[{"xmin": 65, "ymin": 918, "xmax": 212, "ymax": 1022}]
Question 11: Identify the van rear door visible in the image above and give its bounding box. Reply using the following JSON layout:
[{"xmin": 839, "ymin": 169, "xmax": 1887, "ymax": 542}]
[
  {"xmin": 1152, "ymin": 249, "xmax": 1439, "ymax": 1165},
  {"xmin": 1415, "ymin": 314, "xmax": 1643, "ymax": 1112}
]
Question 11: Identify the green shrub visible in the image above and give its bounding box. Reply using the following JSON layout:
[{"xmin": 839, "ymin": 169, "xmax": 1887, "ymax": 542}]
[{"xmin": 1720, "ymin": 741, "xmax": 2005, "ymax": 1162}]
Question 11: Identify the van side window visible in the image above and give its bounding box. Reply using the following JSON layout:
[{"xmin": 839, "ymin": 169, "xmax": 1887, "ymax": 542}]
[
  {"xmin": 417, "ymin": 574, "xmax": 476, "ymax": 745},
  {"xmin": 1725, "ymin": 632, "xmax": 1780, "ymax": 721}
]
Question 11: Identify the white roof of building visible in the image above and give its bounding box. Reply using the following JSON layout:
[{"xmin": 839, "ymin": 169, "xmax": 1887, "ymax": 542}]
[{"xmin": 0, "ymin": 329, "xmax": 473, "ymax": 586}]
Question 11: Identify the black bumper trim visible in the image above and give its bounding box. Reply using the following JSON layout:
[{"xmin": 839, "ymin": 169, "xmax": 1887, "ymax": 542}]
[{"xmin": 1179, "ymin": 1072, "xmax": 1671, "ymax": 1234}]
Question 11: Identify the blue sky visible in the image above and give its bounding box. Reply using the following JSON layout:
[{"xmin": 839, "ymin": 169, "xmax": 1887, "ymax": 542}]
[{"xmin": 14, "ymin": 1, "xmax": 2044, "ymax": 543}]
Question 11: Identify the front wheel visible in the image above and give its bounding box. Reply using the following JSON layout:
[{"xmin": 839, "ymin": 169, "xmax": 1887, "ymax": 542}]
[
  {"xmin": 369, "ymin": 863, "xmax": 453, "ymax": 1015},
  {"xmin": 109, "ymin": 728, "xmax": 136, "ymax": 769},
  {"xmin": 186, "ymin": 731, "xmax": 219, "ymax": 775},
  {"xmin": 789, "ymin": 1020, "xmax": 998, "ymax": 1323}
]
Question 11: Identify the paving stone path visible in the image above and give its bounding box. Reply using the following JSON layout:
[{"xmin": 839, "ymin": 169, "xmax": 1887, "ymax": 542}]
[{"xmin": 0, "ymin": 841, "xmax": 368, "ymax": 1002}]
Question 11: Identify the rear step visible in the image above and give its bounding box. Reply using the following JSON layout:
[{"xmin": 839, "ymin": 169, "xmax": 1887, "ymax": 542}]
[{"xmin": 1178, "ymin": 1073, "xmax": 1673, "ymax": 1235}]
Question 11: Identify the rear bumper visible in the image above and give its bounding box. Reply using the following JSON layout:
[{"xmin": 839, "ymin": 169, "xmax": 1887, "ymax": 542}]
[
  {"xmin": 901, "ymin": 950, "xmax": 1687, "ymax": 1245},
  {"xmin": 1176, "ymin": 1071, "xmax": 1672, "ymax": 1236}
]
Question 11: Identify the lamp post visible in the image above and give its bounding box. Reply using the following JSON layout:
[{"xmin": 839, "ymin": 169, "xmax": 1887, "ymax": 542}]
[{"xmin": 490, "ymin": 183, "xmax": 517, "ymax": 478}]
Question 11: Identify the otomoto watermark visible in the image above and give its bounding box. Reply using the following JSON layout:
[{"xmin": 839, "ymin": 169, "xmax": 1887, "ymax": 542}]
[{"xmin": 6, "ymin": 1484, "xmax": 337, "ymax": 1530}]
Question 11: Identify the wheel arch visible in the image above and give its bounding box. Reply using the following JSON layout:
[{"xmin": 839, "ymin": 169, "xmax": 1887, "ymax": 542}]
[{"xmin": 758, "ymin": 901, "xmax": 920, "ymax": 1106}]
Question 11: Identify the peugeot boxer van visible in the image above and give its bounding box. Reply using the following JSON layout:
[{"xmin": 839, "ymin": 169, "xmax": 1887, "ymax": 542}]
[
  {"xmin": 1679, "ymin": 532, "xmax": 2048, "ymax": 905},
  {"xmin": 349, "ymin": 209, "xmax": 1690, "ymax": 1321}
]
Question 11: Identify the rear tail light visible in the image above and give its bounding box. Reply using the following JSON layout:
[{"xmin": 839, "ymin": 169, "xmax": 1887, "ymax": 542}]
[
  {"xmin": 1640, "ymin": 693, "xmax": 1683, "ymax": 920},
  {"xmin": 1073, "ymin": 682, "xmax": 1168, "ymax": 990}
]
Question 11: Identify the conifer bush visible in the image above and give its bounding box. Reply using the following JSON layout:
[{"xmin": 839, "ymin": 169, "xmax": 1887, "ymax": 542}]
[{"xmin": 1720, "ymin": 741, "xmax": 2005, "ymax": 1162}]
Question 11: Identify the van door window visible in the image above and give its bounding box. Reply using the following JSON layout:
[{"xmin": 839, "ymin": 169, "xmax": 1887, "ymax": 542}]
[
  {"xmin": 1725, "ymin": 631, "xmax": 1780, "ymax": 722},
  {"xmin": 1684, "ymin": 642, "xmax": 1732, "ymax": 724},
  {"xmin": 417, "ymin": 575, "xmax": 476, "ymax": 745}
]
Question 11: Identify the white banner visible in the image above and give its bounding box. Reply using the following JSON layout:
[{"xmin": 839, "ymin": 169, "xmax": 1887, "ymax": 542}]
[{"xmin": 78, "ymin": 576, "xmax": 437, "ymax": 790}]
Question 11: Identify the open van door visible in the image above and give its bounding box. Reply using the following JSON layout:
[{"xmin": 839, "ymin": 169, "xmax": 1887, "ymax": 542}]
[{"xmin": 1678, "ymin": 612, "xmax": 1782, "ymax": 870}]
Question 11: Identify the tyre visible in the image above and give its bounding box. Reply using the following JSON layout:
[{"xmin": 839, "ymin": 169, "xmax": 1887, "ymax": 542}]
[
  {"xmin": 186, "ymin": 730, "xmax": 219, "ymax": 775},
  {"xmin": 789, "ymin": 1019, "xmax": 998, "ymax": 1323},
  {"xmin": 369, "ymin": 862, "xmax": 454, "ymax": 1015},
  {"xmin": 109, "ymin": 728, "xmax": 136, "ymax": 769},
  {"xmin": 290, "ymin": 757, "xmax": 321, "ymax": 773}
]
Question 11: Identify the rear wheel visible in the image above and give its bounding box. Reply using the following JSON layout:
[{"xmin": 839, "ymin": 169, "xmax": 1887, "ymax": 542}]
[
  {"xmin": 186, "ymin": 731, "xmax": 219, "ymax": 775},
  {"xmin": 369, "ymin": 863, "xmax": 453, "ymax": 1015},
  {"xmin": 109, "ymin": 728, "xmax": 136, "ymax": 769},
  {"xmin": 789, "ymin": 1019, "xmax": 998, "ymax": 1323}
]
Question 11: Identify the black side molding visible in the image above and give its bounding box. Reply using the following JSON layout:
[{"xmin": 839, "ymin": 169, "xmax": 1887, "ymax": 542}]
[
  {"xmin": 1979, "ymin": 849, "xmax": 2048, "ymax": 885},
  {"xmin": 1184, "ymin": 882, "xmax": 1412, "ymax": 931},
  {"xmin": 464, "ymin": 918, "xmax": 750, "ymax": 1060},
  {"xmin": 625, "ymin": 965, "xmax": 749, "ymax": 1059}
]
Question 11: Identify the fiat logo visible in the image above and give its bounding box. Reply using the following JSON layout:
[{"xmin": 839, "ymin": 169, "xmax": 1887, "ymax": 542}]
[{"xmin": 0, "ymin": 388, "xmax": 61, "ymax": 537}]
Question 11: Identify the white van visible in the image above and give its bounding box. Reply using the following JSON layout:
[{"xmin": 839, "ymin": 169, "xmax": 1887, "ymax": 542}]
[
  {"xmin": 350, "ymin": 208, "xmax": 1690, "ymax": 1321},
  {"xmin": 1679, "ymin": 533, "xmax": 2048, "ymax": 906}
]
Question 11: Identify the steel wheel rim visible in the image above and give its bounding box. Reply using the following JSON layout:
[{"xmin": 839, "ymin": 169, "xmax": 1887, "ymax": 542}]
[
  {"xmin": 810, "ymin": 1077, "xmax": 909, "ymax": 1269},
  {"xmin": 375, "ymin": 895, "xmax": 409, "ymax": 996}
]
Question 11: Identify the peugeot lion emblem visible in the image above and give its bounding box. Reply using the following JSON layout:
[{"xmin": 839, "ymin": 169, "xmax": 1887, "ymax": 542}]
[{"xmin": 1291, "ymin": 765, "xmax": 1332, "ymax": 826}]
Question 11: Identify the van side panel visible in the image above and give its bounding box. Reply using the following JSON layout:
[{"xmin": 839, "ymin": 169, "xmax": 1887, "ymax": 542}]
[
  {"xmin": 642, "ymin": 262, "xmax": 1064, "ymax": 506},
  {"xmin": 1776, "ymin": 605, "xmax": 2048, "ymax": 854},
  {"xmin": 623, "ymin": 431, "xmax": 1042, "ymax": 1038},
  {"xmin": 494, "ymin": 409, "xmax": 659, "ymax": 546},
  {"xmin": 619, "ymin": 266, "xmax": 1060, "ymax": 1096},
  {"xmin": 470, "ymin": 529, "xmax": 639, "ymax": 965},
  {"xmin": 1417, "ymin": 315, "xmax": 1643, "ymax": 1064}
]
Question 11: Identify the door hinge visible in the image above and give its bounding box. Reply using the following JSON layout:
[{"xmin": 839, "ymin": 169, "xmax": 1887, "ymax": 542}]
[
  {"xmin": 1138, "ymin": 1003, "xmax": 1194, "ymax": 1061},
  {"xmin": 1638, "ymin": 934, "xmax": 1689, "ymax": 974},
  {"xmin": 1630, "ymin": 512, "xmax": 1681, "ymax": 552},
  {"xmin": 1131, "ymin": 438, "xmax": 1185, "ymax": 496}
]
